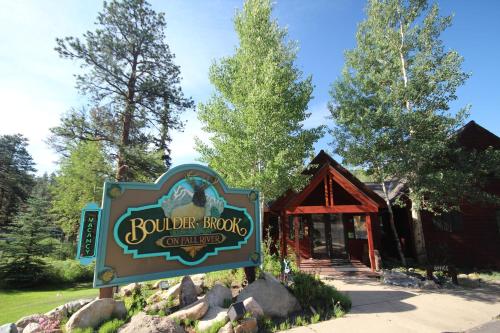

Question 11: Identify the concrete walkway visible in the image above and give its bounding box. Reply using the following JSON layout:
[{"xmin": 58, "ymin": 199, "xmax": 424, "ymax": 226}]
[{"xmin": 285, "ymin": 277, "xmax": 500, "ymax": 333}]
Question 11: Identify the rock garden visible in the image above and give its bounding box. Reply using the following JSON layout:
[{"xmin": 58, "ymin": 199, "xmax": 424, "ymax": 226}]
[{"xmin": 0, "ymin": 269, "xmax": 351, "ymax": 333}]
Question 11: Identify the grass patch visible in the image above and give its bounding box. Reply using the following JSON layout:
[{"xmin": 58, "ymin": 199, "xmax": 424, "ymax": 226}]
[
  {"xmin": 97, "ymin": 318, "xmax": 126, "ymax": 333},
  {"xmin": 205, "ymin": 269, "xmax": 245, "ymax": 288},
  {"xmin": 0, "ymin": 283, "xmax": 97, "ymax": 325},
  {"xmin": 289, "ymin": 272, "xmax": 351, "ymax": 313}
]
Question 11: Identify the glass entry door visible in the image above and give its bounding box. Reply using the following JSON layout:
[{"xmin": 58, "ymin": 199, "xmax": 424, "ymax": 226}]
[
  {"xmin": 310, "ymin": 214, "xmax": 347, "ymax": 259},
  {"xmin": 311, "ymin": 214, "xmax": 328, "ymax": 258}
]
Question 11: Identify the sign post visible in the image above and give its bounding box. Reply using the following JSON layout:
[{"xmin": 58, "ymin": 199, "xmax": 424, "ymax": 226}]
[{"xmin": 76, "ymin": 164, "xmax": 261, "ymax": 292}]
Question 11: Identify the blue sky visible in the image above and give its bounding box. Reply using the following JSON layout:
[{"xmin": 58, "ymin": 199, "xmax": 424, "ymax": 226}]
[{"xmin": 0, "ymin": 0, "xmax": 499, "ymax": 175}]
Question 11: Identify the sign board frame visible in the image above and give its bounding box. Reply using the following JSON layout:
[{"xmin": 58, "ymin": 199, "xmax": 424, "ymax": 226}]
[
  {"xmin": 92, "ymin": 164, "xmax": 261, "ymax": 288},
  {"xmin": 76, "ymin": 203, "xmax": 101, "ymax": 265}
]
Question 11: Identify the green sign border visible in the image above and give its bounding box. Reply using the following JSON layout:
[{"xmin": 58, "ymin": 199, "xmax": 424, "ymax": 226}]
[
  {"xmin": 93, "ymin": 164, "xmax": 261, "ymax": 288},
  {"xmin": 76, "ymin": 203, "xmax": 101, "ymax": 266}
]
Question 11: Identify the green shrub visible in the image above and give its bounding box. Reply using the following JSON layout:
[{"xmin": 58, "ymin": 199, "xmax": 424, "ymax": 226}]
[
  {"xmin": 310, "ymin": 313, "xmax": 320, "ymax": 324},
  {"xmin": 205, "ymin": 269, "xmax": 244, "ymax": 288},
  {"xmin": 71, "ymin": 328, "xmax": 93, "ymax": 333},
  {"xmin": 124, "ymin": 288, "xmax": 147, "ymax": 317},
  {"xmin": 289, "ymin": 272, "xmax": 351, "ymax": 314},
  {"xmin": 98, "ymin": 319, "xmax": 126, "ymax": 333},
  {"xmin": 44, "ymin": 258, "xmax": 94, "ymax": 284}
]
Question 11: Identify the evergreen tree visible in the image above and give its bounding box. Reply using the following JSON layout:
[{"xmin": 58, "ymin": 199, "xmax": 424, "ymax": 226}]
[
  {"xmin": 51, "ymin": 141, "xmax": 112, "ymax": 241},
  {"xmin": 51, "ymin": 0, "xmax": 193, "ymax": 181},
  {"xmin": 329, "ymin": 0, "xmax": 498, "ymax": 264},
  {"xmin": 0, "ymin": 134, "xmax": 35, "ymax": 227},
  {"xmin": 196, "ymin": 0, "xmax": 324, "ymax": 201},
  {"xmin": 0, "ymin": 181, "xmax": 53, "ymax": 287}
]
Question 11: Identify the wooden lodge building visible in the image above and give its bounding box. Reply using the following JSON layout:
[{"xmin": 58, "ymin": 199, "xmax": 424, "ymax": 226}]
[{"xmin": 264, "ymin": 121, "xmax": 500, "ymax": 272}]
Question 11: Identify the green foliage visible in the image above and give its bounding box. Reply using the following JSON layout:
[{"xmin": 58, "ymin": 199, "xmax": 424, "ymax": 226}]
[
  {"xmin": 71, "ymin": 328, "xmax": 93, "ymax": 333},
  {"xmin": 51, "ymin": 141, "xmax": 111, "ymax": 240},
  {"xmin": 98, "ymin": 318, "xmax": 126, "ymax": 333},
  {"xmin": 43, "ymin": 258, "xmax": 94, "ymax": 284},
  {"xmin": 289, "ymin": 272, "xmax": 351, "ymax": 313},
  {"xmin": 0, "ymin": 134, "xmax": 35, "ymax": 227},
  {"xmin": 52, "ymin": 0, "xmax": 193, "ymax": 180},
  {"xmin": 278, "ymin": 320, "xmax": 291, "ymax": 331},
  {"xmin": 205, "ymin": 269, "xmax": 245, "ymax": 288},
  {"xmin": 196, "ymin": 0, "xmax": 323, "ymax": 201},
  {"xmin": 124, "ymin": 287, "xmax": 147, "ymax": 317},
  {"xmin": 0, "ymin": 180, "xmax": 54, "ymax": 288},
  {"xmin": 329, "ymin": 0, "xmax": 498, "ymax": 213},
  {"xmin": 310, "ymin": 313, "xmax": 320, "ymax": 324}
]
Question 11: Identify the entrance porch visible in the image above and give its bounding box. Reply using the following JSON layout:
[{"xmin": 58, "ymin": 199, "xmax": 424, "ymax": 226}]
[{"xmin": 267, "ymin": 151, "xmax": 386, "ymax": 271}]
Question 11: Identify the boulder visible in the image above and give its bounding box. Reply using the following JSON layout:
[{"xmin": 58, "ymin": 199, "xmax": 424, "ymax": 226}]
[
  {"xmin": 0, "ymin": 323, "xmax": 17, "ymax": 333},
  {"xmin": 22, "ymin": 323, "xmax": 41, "ymax": 333},
  {"xmin": 191, "ymin": 274, "xmax": 205, "ymax": 294},
  {"xmin": 421, "ymin": 280, "xmax": 439, "ymax": 289},
  {"xmin": 45, "ymin": 298, "xmax": 94, "ymax": 319},
  {"xmin": 179, "ymin": 276, "xmax": 198, "ymax": 307},
  {"xmin": 168, "ymin": 299, "xmax": 209, "ymax": 321},
  {"xmin": 148, "ymin": 283, "xmax": 180, "ymax": 305},
  {"xmin": 144, "ymin": 300, "xmax": 168, "ymax": 314},
  {"xmin": 236, "ymin": 272, "xmax": 300, "ymax": 318},
  {"xmin": 114, "ymin": 301, "xmax": 128, "ymax": 318},
  {"xmin": 152, "ymin": 280, "xmax": 169, "ymax": 290},
  {"xmin": 15, "ymin": 315, "xmax": 47, "ymax": 331},
  {"xmin": 118, "ymin": 312, "xmax": 183, "ymax": 333},
  {"xmin": 120, "ymin": 282, "xmax": 141, "ymax": 297},
  {"xmin": 382, "ymin": 270, "xmax": 421, "ymax": 288},
  {"xmin": 206, "ymin": 283, "xmax": 232, "ymax": 308},
  {"xmin": 218, "ymin": 322, "xmax": 234, "ymax": 333},
  {"xmin": 234, "ymin": 318, "xmax": 257, "ymax": 333},
  {"xmin": 66, "ymin": 298, "xmax": 126, "ymax": 331},
  {"xmin": 242, "ymin": 297, "xmax": 264, "ymax": 318},
  {"xmin": 197, "ymin": 306, "xmax": 228, "ymax": 332},
  {"xmin": 165, "ymin": 283, "xmax": 181, "ymax": 300}
]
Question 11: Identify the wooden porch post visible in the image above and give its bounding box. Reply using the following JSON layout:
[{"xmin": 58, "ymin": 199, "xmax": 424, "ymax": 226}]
[
  {"xmin": 293, "ymin": 215, "xmax": 301, "ymax": 266},
  {"xmin": 366, "ymin": 213, "xmax": 376, "ymax": 271},
  {"xmin": 280, "ymin": 213, "xmax": 288, "ymax": 259}
]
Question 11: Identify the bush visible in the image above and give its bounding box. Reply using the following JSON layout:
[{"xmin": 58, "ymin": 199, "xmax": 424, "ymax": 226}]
[
  {"xmin": 205, "ymin": 269, "xmax": 245, "ymax": 288},
  {"xmin": 98, "ymin": 319, "xmax": 126, "ymax": 333},
  {"xmin": 289, "ymin": 272, "xmax": 351, "ymax": 314},
  {"xmin": 44, "ymin": 258, "xmax": 94, "ymax": 284}
]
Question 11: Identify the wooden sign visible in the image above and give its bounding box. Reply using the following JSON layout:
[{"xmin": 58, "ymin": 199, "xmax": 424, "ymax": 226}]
[
  {"xmin": 76, "ymin": 203, "xmax": 101, "ymax": 265},
  {"xmin": 80, "ymin": 164, "xmax": 261, "ymax": 288}
]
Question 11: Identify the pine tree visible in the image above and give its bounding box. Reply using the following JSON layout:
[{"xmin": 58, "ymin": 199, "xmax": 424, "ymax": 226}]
[
  {"xmin": 0, "ymin": 134, "xmax": 35, "ymax": 227},
  {"xmin": 51, "ymin": 0, "xmax": 193, "ymax": 181},
  {"xmin": 0, "ymin": 181, "xmax": 53, "ymax": 287},
  {"xmin": 196, "ymin": 0, "xmax": 324, "ymax": 201}
]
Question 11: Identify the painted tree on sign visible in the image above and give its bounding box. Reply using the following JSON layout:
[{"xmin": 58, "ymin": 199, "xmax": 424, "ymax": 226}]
[
  {"xmin": 196, "ymin": 0, "xmax": 324, "ymax": 201},
  {"xmin": 51, "ymin": 0, "xmax": 193, "ymax": 181},
  {"xmin": 328, "ymin": 0, "xmax": 498, "ymax": 265}
]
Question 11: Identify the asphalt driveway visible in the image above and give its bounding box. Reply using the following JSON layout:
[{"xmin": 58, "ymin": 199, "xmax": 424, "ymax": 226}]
[{"xmin": 285, "ymin": 277, "xmax": 500, "ymax": 333}]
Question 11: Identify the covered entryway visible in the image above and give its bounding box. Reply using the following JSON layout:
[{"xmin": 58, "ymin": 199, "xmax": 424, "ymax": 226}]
[{"xmin": 268, "ymin": 151, "xmax": 386, "ymax": 271}]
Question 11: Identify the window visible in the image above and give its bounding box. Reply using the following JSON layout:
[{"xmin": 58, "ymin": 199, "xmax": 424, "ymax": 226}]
[
  {"xmin": 353, "ymin": 215, "xmax": 368, "ymax": 239},
  {"xmin": 432, "ymin": 211, "xmax": 463, "ymax": 232},
  {"xmin": 288, "ymin": 216, "xmax": 304, "ymax": 240}
]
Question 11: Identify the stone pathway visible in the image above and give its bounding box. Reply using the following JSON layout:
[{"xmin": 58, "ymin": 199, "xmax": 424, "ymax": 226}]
[{"xmin": 285, "ymin": 277, "xmax": 500, "ymax": 333}]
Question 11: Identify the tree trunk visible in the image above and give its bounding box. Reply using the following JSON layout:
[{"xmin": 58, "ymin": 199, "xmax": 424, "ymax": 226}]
[
  {"xmin": 410, "ymin": 195, "xmax": 427, "ymax": 264},
  {"xmin": 382, "ymin": 181, "xmax": 407, "ymax": 267}
]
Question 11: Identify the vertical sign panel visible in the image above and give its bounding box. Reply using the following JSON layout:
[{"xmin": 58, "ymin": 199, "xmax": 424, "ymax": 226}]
[{"xmin": 77, "ymin": 203, "xmax": 101, "ymax": 265}]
